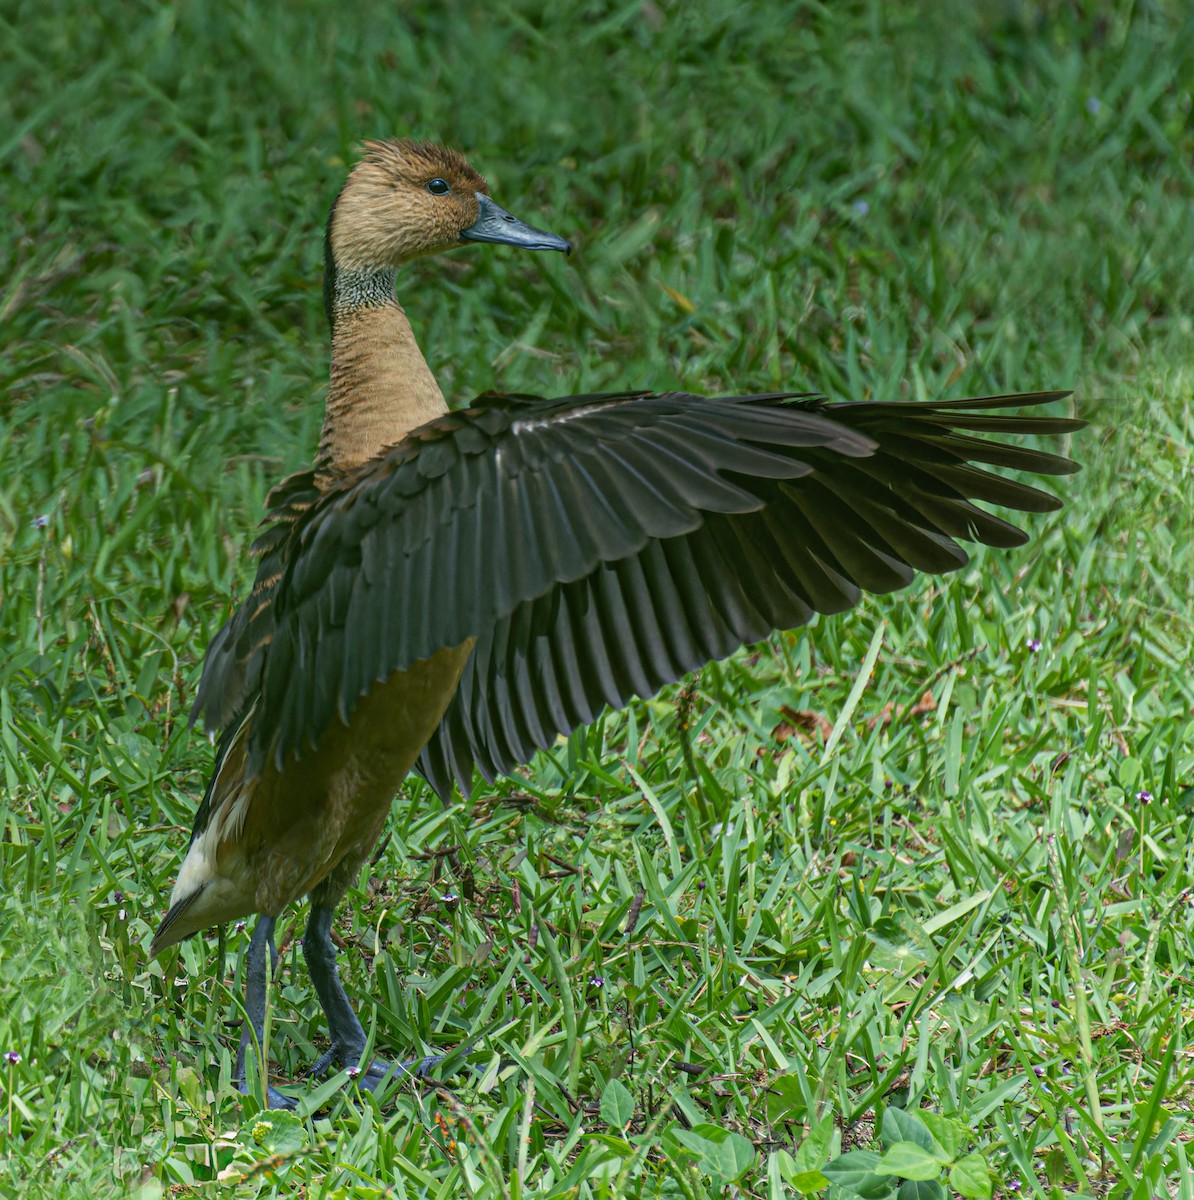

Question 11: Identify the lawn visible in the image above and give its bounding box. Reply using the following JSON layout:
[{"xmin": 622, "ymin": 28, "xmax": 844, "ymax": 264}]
[{"xmin": 2, "ymin": 1, "xmax": 1193, "ymax": 1196}]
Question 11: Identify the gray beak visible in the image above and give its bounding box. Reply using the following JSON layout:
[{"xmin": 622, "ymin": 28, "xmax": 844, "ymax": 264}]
[{"xmin": 461, "ymin": 194, "xmax": 572, "ymax": 254}]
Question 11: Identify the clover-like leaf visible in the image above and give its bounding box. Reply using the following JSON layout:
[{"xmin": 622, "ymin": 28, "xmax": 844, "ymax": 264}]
[
  {"xmin": 877, "ymin": 1142, "xmax": 940, "ymax": 1181},
  {"xmin": 950, "ymin": 1151, "xmax": 993, "ymax": 1199},
  {"xmin": 668, "ymin": 1122, "xmax": 756, "ymax": 1184},
  {"xmin": 599, "ymin": 1077, "xmax": 634, "ymax": 1130}
]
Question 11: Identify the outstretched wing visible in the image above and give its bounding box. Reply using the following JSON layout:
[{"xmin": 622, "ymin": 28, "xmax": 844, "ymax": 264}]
[
  {"xmin": 417, "ymin": 390, "xmax": 1082, "ymax": 794},
  {"xmin": 191, "ymin": 389, "xmax": 1082, "ymax": 792}
]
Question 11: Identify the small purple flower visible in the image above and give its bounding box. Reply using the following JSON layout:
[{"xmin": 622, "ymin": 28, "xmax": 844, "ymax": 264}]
[
  {"xmin": 1136, "ymin": 789, "xmax": 1153, "ymax": 804},
  {"xmin": 347, "ymin": 1066, "xmax": 361, "ymax": 1080},
  {"xmin": 1007, "ymin": 1181, "xmax": 1022, "ymax": 1193},
  {"xmin": 235, "ymin": 920, "xmax": 247, "ymax": 933},
  {"xmin": 697, "ymin": 880, "xmax": 706, "ymax": 891},
  {"xmin": 5, "ymin": 1051, "xmax": 20, "ymax": 1066},
  {"xmin": 113, "ymin": 891, "xmax": 124, "ymax": 903},
  {"xmin": 1033, "ymin": 1066, "xmax": 1045, "ymax": 1077},
  {"xmin": 441, "ymin": 892, "xmax": 459, "ymax": 906},
  {"xmin": 1026, "ymin": 637, "xmax": 1042, "ymax": 653},
  {"xmin": 33, "ymin": 514, "xmax": 50, "ymax": 530},
  {"xmin": 589, "ymin": 975, "xmax": 605, "ymax": 989},
  {"xmin": 1086, "ymin": 96, "xmax": 1101, "ymax": 115},
  {"xmin": 852, "ymin": 200, "xmax": 870, "ymax": 217}
]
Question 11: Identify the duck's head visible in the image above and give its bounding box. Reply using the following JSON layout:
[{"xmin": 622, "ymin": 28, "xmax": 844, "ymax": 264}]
[{"xmin": 328, "ymin": 138, "xmax": 571, "ymax": 271}]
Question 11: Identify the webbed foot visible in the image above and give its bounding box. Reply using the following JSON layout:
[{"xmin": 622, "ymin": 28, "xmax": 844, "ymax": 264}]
[{"xmin": 308, "ymin": 1042, "xmax": 444, "ymax": 1091}]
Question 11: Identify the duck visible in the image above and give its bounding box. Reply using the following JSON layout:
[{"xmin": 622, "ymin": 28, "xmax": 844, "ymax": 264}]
[{"xmin": 151, "ymin": 138, "xmax": 1084, "ymax": 1108}]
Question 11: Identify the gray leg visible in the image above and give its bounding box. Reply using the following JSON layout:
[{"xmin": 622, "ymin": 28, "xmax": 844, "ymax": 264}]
[
  {"xmin": 302, "ymin": 904, "xmax": 440, "ymax": 1090},
  {"xmin": 234, "ymin": 916, "xmax": 295, "ymax": 1109}
]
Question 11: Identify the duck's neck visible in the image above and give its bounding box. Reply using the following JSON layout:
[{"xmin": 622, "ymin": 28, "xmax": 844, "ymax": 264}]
[{"xmin": 318, "ymin": 264, "xmax": 448, "ymax": 474}]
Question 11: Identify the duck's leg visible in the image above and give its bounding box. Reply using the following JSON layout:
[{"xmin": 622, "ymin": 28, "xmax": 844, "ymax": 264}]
[
  {"xmin": 301, "ymin": 902, "xmax": 441, "ymax": 1091},
  {"xmin": 234, "ymin": 915, "xmax": 296, "ymax": 1109}
]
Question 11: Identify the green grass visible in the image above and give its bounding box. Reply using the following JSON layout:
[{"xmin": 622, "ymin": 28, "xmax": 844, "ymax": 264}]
[{"xmin": 2, "ymin": 0, "xmax": 1193, "ymax": 1196}]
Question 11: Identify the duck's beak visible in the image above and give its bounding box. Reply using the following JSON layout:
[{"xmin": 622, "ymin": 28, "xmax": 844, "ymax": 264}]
[{"xmin": 461, "ymin": 194, "xmax": 572, "ymax": 254}]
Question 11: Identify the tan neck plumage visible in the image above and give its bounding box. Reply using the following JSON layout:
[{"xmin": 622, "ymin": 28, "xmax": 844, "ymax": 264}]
[{"xmin": 318, "ymin": 268, "xmax": 448, "ymax": 475}]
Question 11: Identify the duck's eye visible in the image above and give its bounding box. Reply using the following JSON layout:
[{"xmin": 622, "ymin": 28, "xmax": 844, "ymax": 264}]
[{"xmin": 426, "ymin": 178, "xmax": 451, "ymax": 196}]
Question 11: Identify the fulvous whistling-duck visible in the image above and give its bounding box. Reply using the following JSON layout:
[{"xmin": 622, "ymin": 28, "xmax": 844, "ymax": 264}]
[{"xmin": 152, "ymin": 139, "xmax": 1083, "ymax": 1107}]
